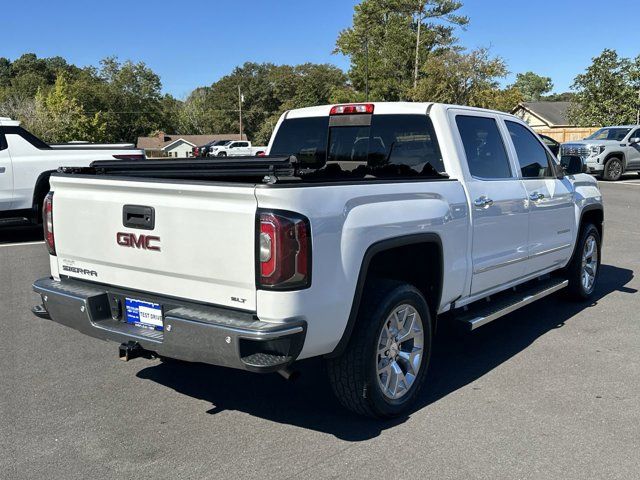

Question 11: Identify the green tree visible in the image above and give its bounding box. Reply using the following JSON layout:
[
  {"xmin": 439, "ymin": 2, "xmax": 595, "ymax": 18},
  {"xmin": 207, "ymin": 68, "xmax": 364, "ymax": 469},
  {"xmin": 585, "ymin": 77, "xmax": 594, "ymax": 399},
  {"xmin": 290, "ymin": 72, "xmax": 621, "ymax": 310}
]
[
  {"xmin": 31, "ymin": 74, "xmax": 106, "ymax": 143},
  {"xmin": 335, "ymin": 0, "xmax": 468, "ymax": 101},
  {"xmin": 95, "ymin": 57, "xmax": 165, "ymax": 142},
  {"xmin": 543, "ymin": 91, "xmax": 575, "ymax": 102},
  {"xmin": 409, "ymin": 48, "xmax": 515, "ymax": 108},
  {"xmin": 183, "ymin": 62, "xmax": 348, "ymax": 143},
  {"xmin": 510, "ymin": 71, "xmax": 553, "ymax": 101},
  {"xmin": 569, "ymin": 49, "xmax": 640, "ymax": 126}
]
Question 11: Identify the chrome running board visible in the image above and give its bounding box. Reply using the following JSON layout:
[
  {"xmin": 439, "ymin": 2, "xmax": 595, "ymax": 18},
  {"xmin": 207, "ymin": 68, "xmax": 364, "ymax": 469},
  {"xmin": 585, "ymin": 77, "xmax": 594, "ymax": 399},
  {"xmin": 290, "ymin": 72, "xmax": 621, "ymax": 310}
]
[{"xmin": 457, "ymin": 278, "xmax": 569, "ymax": 330}]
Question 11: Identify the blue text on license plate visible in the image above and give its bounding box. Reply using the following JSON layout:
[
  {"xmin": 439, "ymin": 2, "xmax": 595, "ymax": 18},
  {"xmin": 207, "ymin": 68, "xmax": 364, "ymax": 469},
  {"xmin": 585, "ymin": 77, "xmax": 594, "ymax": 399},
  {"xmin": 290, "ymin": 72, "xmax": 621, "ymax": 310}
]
[{"xmin": 125, "ymin": 298, "xmax": 163, "ymax": 331}]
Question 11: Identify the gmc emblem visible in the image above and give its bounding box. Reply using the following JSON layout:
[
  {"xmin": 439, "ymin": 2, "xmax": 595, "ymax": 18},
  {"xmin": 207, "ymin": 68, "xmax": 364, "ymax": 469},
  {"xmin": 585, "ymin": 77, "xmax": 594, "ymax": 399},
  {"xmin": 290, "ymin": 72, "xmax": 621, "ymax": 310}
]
[{"xmin": 116, "ymin": 232, "xmax": 161, "ymax": 251}]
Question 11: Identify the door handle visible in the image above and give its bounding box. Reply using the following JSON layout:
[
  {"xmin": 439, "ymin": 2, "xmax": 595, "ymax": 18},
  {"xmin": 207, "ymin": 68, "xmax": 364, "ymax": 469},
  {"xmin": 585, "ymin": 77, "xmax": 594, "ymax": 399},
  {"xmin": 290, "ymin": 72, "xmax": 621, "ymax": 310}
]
[
  {"xmin": 529, "ymin": 192, "xmax": 545, "ymax": 202},
  {"xmin": 474, "ymin": 196, "xmax": 494, "ymax": 208}
]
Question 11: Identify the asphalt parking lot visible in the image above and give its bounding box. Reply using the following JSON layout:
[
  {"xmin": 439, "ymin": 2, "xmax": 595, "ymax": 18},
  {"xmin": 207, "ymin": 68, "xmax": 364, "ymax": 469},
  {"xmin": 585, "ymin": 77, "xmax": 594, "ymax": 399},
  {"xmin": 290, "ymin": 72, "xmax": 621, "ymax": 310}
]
[{"xmin": 1, "ymin": 179, "xmax": 639, "ymax": 480}]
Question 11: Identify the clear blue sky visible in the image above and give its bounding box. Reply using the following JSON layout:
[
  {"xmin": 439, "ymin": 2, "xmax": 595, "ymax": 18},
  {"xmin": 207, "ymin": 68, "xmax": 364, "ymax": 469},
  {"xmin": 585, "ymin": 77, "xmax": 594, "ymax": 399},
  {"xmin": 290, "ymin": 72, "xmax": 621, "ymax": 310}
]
[{"xmin": 4, "ymin": 0, "xmax": 638, "ymax": 99}]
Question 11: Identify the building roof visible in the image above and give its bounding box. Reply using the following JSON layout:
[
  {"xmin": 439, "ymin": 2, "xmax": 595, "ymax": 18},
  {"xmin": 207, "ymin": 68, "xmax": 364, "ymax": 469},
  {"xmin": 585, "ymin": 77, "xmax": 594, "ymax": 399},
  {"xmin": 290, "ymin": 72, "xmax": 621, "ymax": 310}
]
[
  {"xmin": 512, "ymin": 102, "xmax": 572, "ymax": 127},
  {"xmin": 161, "ymin": 138, "xmax": 196, "ymax": 150},
  {"xmin": 137, "ymin": 132, "xmax": 246, "ymax": 150}
]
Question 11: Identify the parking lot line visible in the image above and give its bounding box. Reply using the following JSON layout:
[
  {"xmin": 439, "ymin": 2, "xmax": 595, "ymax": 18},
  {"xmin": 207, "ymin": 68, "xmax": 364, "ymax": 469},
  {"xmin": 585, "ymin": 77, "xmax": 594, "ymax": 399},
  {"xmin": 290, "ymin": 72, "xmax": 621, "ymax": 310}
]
[
  {"xmin": 0, "ymin": 240, "xmax": 45, "ymax": 248},
  {"xmin": 602, "ymin": 181, "xmax": 640, "ymax": 187}
]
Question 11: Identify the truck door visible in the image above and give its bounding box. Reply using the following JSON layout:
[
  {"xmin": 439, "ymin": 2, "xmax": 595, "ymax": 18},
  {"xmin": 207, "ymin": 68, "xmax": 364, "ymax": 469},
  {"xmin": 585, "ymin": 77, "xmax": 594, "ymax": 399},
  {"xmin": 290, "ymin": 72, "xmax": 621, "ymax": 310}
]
[
  {"xmin": 453, "ymin": 112, "xmax": 530, "ymax": 295},
  {"xmin": 503, "ymin": 119, "xmax": 574, "ymax": 273},
  {"xmin": 625, "ymin": 128, "xmax": 640, "ymax": 170},
  {"xmin": 236, "ymin": 141, "xmax": 251, "ymax": 156},
  {"xmin": 0, "ymin": 132, "xmax": 13, "ymax": 210}
]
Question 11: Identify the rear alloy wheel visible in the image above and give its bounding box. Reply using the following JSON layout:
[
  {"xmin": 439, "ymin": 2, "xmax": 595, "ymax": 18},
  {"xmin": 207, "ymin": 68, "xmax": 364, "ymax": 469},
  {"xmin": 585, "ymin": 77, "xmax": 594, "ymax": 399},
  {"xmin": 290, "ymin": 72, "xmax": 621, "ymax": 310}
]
[
  {"xmin": 603, "ymin": 157, "xmax": 623, "ymax": 181},
  {"xmin": 376, "ymin": 304, "xmax": 425, "ymax": 400},
  {"xmin": 326, "ymin": 280, "xmax": 432, "ymax": 418}
]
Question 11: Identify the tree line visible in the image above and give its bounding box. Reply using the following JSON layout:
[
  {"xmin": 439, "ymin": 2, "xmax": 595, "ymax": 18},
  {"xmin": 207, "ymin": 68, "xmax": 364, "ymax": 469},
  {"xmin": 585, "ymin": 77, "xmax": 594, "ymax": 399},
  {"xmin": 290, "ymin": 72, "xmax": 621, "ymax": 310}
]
[{"xmin": 1, "ymin": 0, "xmax": 638, "ymax": 144}]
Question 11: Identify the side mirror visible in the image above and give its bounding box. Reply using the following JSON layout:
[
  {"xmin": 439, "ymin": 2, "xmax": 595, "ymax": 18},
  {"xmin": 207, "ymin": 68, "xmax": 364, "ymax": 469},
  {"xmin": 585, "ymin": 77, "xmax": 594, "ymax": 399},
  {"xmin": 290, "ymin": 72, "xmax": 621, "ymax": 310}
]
[
  {"xmin": 560, "ymin": 155, "xmax": 587, "ymax": 175},
  {"xmin": 630, "ymin": 137, "xmax": 640, "ymax": 145}
]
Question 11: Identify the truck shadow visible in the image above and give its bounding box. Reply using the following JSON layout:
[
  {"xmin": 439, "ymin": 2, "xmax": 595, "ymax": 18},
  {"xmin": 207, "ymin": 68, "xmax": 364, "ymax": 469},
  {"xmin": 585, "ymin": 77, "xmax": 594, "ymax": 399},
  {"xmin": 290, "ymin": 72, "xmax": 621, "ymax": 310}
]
[{"xmin": 136, "ymin": 264, "xmax": 635, "ymax": 441}]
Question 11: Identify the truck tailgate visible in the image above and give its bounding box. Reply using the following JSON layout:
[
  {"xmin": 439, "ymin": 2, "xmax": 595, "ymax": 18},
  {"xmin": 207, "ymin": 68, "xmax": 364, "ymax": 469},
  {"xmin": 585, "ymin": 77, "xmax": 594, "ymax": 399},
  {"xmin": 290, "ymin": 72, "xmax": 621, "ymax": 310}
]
[{"xmin": 49, "ymin": 175, "xmax": 258, "ymax": 311}]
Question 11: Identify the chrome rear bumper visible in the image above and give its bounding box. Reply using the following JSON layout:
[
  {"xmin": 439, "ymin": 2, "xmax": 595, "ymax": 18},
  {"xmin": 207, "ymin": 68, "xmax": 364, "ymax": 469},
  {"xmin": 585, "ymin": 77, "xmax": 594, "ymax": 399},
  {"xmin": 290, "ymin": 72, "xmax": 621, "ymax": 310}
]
[{"xmin": 32, "ymin": 277, "xmax": 305, "ymax": 372}]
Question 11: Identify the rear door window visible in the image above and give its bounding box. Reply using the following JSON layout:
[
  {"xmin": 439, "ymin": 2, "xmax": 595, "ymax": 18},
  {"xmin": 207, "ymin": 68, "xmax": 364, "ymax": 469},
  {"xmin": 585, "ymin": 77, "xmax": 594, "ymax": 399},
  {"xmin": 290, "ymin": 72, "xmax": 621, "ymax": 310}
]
[
  {"xmin": 366, "ymin": 114, "xmax": 445, "ymax": 176},
  {"xmin": 455, "ymin": 115, "xmax": 512, "ymax": 179}
]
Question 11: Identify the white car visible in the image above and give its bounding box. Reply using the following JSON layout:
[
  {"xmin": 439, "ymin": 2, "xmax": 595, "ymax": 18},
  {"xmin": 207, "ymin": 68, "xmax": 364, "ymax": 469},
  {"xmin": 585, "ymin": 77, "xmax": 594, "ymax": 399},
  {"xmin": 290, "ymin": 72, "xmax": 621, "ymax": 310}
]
[
  {"xmin": 32, "ymin": 102, "xmax": 603, "ymax": 418},
  {"xmin": 209, "ymin": 140, "xmax": 267, "ymax": 157},
  {"xmin": 0, "ymin": 117, "xmax": 145, "ymax": 226}
]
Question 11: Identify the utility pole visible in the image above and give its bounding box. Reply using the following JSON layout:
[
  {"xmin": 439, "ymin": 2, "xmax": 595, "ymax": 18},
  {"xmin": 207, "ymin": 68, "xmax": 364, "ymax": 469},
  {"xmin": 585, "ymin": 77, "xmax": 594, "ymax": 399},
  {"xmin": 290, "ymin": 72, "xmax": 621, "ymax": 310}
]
[
  {"xmin": 238, "ymin": 85, "xmax": 243, "ymax": 140},
  {"xmin": 364, "ymin": 37, "xmax": 369, "ymax": 101},
  {"xmin": 413, "ymin": 3, "xmax": 423, "ymax": 89}
]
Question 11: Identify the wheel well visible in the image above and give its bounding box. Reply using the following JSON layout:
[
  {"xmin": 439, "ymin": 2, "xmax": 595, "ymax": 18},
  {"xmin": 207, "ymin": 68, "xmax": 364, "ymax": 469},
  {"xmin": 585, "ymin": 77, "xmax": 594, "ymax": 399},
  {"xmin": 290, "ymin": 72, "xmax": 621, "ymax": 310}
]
[
  {"xmin": 33, "ymin": 173, "xmax": 52, "ymax": 205},
  {"xmin": 581, "ymin": 208, "xmax": 603, "ymax": 238},
  {"xmin": 31, "ymin": 171, "xmax": 54, "ymax": 219},
  {"xmin": 366, "ymin": 242, "xmax": 442, "ymax": 321},
  {"xmin": 327, "ymin": 235, "xmax": 443, "ymax": 358}
]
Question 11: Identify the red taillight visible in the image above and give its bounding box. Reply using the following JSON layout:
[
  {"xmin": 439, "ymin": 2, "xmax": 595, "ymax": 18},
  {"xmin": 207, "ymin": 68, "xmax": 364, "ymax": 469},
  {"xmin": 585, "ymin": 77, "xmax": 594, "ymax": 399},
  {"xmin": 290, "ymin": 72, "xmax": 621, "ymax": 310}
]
[
  {"xmin": 329, "ymin": 103, "xmax": 374, "ymax": 115},
  {"xmin": 257, "ymin": 151, "xmax": 266, "ymax": 157},
  {"xmin": 258, "ymin": 211, "xmax": 311, "ymax": 289},
  {"xmin": 43, "ymin": 192, "xmax": 55, "ymax": 256},
  {"xmin": 113, "ymin": 154, "xmax": 145, "ymax": 160}
]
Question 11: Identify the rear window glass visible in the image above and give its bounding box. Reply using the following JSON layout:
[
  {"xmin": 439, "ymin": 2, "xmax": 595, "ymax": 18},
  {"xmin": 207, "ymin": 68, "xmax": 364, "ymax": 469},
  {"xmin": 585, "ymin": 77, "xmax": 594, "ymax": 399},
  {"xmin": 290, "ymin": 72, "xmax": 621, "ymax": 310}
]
[
  {"xmin": 270, "ymin": 114, "xmax": 445, "ymax": 178},
  {"xmin": 270, "ymin": 117, "xmax": 329, "ymax": 166}
]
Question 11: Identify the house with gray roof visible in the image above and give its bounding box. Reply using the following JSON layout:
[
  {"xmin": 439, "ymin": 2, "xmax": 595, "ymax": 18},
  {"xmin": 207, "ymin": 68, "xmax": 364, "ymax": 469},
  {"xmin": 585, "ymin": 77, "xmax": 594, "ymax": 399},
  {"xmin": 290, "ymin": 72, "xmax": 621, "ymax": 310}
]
[
  {"xmin": 511, "ymin": 102, "xmax": 599, "ymax": 142},
  {"xmin": 137, "ymin": 131, "xmax": 246, "ymax": 158}
]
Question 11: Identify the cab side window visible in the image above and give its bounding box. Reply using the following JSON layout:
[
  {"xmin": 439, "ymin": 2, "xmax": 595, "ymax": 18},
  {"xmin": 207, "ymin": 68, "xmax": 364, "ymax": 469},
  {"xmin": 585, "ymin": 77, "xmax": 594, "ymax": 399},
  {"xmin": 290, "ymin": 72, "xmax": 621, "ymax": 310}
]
[
  {"xmin": 506, "ymin": 121, "xmax": 555, "ymax": 178},
  {"xmin": 456, "ymin": 115, "xmax": 512, "ymax": 179}
]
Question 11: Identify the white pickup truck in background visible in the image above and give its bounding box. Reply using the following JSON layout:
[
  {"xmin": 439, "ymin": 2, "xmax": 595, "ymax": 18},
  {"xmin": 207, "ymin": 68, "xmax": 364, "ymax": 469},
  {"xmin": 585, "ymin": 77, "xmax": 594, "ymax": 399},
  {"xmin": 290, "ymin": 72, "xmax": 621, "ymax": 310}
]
[
  {"xmin": 209, "ymin": 140, "xmax": 267, "ymax": 157},
  {"xmin": 0, "ymin": 117, "xmax": 145, "ymax": 226},
  {"xmin": 32, "ymin": 102, "xmax": 603, "ymax": 418}
]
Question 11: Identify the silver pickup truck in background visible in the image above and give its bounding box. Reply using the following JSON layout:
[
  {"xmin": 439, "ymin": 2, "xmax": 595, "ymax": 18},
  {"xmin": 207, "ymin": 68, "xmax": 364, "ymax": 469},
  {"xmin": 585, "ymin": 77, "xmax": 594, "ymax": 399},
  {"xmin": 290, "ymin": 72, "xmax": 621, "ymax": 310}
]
[{"xmin": 561, "ymin": 125, "xmax": 640, "ymax": 181}]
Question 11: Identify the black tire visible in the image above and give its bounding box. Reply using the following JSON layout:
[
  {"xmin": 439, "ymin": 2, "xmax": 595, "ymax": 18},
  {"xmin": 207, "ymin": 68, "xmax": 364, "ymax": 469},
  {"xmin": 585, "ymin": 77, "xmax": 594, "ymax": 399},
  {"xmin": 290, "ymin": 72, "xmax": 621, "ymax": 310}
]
[
  {"xmin": 603, "ymin": 157, "xmax": 623, "ymax": 181},
  {"xmin": 566, "ymin": 223, "xmax": 601, "ymax": 300},
  {"xmin": 326, "ymin": 280, "xmax": 432, "ymax": 418},
  {"xmin": 217, "ymin": 151, "xmax": 227, "ymax": 157}
]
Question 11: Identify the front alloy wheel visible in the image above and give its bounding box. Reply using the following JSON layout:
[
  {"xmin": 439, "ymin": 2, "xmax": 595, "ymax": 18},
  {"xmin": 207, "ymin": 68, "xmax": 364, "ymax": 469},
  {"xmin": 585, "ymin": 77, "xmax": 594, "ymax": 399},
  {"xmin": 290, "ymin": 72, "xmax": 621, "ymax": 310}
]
[
  {"xmin": 566, "ymin": 223, "xmax": 601, "ymax": 300},
  {"xmin": 580, "ymin": 233, "xmax": 599, "ymax": 294},
  {"xmin": 603, "ymin": 158, "xmax": 623, "ymax": 181}
]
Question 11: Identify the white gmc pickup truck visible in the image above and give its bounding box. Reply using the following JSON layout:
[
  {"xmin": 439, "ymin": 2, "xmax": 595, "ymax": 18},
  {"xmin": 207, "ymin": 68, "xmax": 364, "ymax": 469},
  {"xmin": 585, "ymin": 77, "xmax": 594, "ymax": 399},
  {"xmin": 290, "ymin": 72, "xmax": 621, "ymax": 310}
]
[
  {"xmin": 32, "ymin": 102, "xmax": 603, "ymax": 418},
  {"xmin": 0, "ymin": 117, "xmax": 144, "ymax": 226}
]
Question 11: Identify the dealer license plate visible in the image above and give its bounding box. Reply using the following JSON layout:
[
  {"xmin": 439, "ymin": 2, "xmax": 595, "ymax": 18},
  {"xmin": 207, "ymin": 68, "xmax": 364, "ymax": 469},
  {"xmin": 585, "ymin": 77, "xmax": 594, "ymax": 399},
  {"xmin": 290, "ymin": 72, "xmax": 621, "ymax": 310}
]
[{"xmin": 125, "ymin": 298, "xmax": 163, "ymax": 331}]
